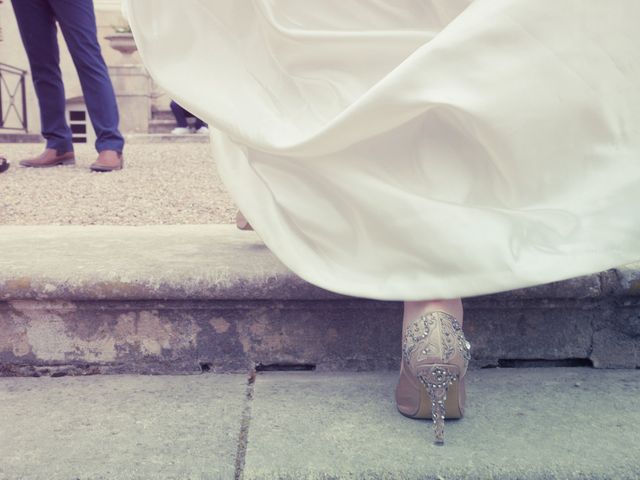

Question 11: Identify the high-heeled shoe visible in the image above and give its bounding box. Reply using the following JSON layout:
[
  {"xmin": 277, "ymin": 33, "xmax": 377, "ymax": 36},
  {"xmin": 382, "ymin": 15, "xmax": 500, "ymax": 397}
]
[{"xmin": 395, "ymin": 311, "xmax": 471, "ymax": 444}]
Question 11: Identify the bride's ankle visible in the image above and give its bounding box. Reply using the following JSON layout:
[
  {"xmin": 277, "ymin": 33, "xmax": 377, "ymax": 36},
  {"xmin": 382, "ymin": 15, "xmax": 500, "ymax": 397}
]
[{"xmin": 402, "ymin": 299, "xmax": 463, "ymax": 332}]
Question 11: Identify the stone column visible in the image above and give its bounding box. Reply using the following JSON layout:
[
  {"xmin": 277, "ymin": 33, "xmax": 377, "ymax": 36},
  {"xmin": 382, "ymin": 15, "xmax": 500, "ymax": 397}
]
[
  {"xmin": 108, "ymin": 64, "xmax": 151, "ymax": 134},
  {"xmin": 105, "ymin": 34, "xmax": 151, "ymax": 134}
]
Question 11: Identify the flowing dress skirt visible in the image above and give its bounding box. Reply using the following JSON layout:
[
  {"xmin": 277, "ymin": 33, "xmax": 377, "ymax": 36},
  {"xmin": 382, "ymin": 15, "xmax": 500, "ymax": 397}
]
[{"xmin": 126, "ymin": 0, "xmax": 640, "ymax": 300}]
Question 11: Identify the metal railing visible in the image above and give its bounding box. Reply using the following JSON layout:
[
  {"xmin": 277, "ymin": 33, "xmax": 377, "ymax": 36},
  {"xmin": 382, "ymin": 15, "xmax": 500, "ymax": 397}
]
[{"xmin": 0, "ymin": 62, "xmax": 28, "ymax": 131}]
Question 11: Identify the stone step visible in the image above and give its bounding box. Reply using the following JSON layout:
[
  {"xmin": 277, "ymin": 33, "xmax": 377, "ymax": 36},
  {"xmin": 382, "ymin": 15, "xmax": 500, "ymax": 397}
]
[
  {"xmin": 0, "ymin": 133, "xmax": 43, "ymax": 143},
  {"xmin": 124, "ymin": 133, "xmax": 209, "ymax": 144},
  {"xmin": 0, "ymin": 224, "xmax": 638, "ymax": 376},
  {"xmin": 147, "ymin": 118, "xmax": 176, "ymax": 133},
  {"xmin": 148, "ymin": 118, "xmax": 210, "ymax": 134},
  {"xmin": 150, "ymin": 109, "xmax": 174, "ymax": 121},
  {"xmin": 148, "ymin": 116, "xmax": 209, "ymax": 134}
]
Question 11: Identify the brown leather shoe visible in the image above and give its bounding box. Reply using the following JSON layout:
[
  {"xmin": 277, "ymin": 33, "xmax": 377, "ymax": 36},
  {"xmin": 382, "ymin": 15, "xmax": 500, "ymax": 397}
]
[
  {"xmin": 19, "ymin": 148, "xmax": 75, "ymax": 168},
  {"xmin": 90, "ymin": 150, "xmax": 124, "ymax": 172}
]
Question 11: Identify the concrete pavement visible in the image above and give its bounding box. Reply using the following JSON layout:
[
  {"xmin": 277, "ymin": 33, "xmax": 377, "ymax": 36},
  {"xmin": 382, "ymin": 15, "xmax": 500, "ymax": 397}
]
[{"xmin": 1, "ymin": 368, "xmax": 639, "ymax": 479}]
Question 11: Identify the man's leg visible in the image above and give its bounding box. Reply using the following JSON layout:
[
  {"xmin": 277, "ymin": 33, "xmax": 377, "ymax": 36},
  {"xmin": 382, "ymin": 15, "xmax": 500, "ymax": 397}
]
[
  {"xmin": 51, "ymin": 0, "xmax": 124, "ymax": 154},
  {"xmin": 177, "ymin": 102, "xmax": 208, "ymax": 131},
  {"xmin": 11, "ymin": 0, "xmax": 73, "ymax": 154},
  {"xmin": 193, "ymin": 118, "xmax": 208, "ymax": 130},
  {"xmin": 170, "ymin": 101, "xmax": 189, "ymax": 128}
]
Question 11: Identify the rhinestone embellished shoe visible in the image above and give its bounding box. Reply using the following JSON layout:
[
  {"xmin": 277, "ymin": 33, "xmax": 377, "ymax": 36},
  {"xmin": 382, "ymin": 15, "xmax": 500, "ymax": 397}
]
[{"xmin": 395, "ymin": 311, "xmax": 471, "ymax": 444}]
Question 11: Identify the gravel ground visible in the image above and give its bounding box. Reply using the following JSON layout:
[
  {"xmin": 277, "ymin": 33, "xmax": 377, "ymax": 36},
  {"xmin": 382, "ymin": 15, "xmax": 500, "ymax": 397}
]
[{"xmin": 0, "ymin": 142, "xmax": 237, "ymax": 225}]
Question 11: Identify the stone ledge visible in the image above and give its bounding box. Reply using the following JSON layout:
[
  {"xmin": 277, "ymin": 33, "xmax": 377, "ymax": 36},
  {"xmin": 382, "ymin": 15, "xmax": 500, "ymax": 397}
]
[
  {"xmin": 124, "ymin": 133, "xmax": 210, "ymax": 143},
  {"xmin": 0, "ymin": 225, "xmax": 338, "ymax": 301},
  {"xmin": 0, "ymin": 224, "xmax": 637, "ymax": 301},
  {"xmin": 608, "ymin": 264, "xmax": 640, "ymax": 296},
  {"xmin": 0, "ymin": 133, "xmax": 43, "ymax": 143},
  {"xmin": 0, "ymin": 225, "xmax": 639, "ymax": 372}
]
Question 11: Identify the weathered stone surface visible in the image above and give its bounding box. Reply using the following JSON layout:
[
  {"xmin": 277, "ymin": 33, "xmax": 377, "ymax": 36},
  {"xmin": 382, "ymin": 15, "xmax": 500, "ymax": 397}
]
[
  {"xmin": 0, "ymin": 224, "xmax": 617, "ymax": 302},
  {"xmin": 0, "ymin": 298, "xmax": 401, "ymax": 374},
  {"xmin": 0, "ymin": 225, "xmax": 342, "ymax": 301},
  {"xmin": 484, "ymin": 272, "xmax": 605, "ymax": 299},
  {"xmin": 0, "ymin": 133, "xmax": 43, "ymax": 143},
  {"xmin": 591, "ymin": 328, "xmax": 639, "ymax": 368},
  {"xmin": 1, "ymin": 225, "xmax": 639, "ymax": 373},
  {"xmin": 607, "ymin": 263, "xmax": 640, "ymax": 296},
  {"xmin": 590, "ymin": 300, "xmax": 640, "ymax": 368},
  {"xmin": 125, "ymin": 133, "xmax": 210, "ymax": 143},
  {"xmin": 244, "ymin": 369, "xmax": 640, "ymax": 480},
  {"xmin": 0, "ymin": 300, "xmax": 214, "ymax": 374},
  {"xmin": 1, "ymin": 369, "xmax": 639, "ymax": 479},
  {"xmin": 463, "ymin": 299, "xmax": 598, "ymax": 367},
  {"xmin": 0, "ymin": 374, "xmax": 247, "ymax": 480},
  {"xmin": 4, "ymin": 295, "xmax": 631, "ymax": 374}
]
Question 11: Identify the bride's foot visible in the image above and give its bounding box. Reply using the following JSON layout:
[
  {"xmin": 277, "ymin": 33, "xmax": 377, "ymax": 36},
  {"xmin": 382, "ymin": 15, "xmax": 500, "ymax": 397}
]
[
  {"xmin": 236, "ymin": 210, "xmax": 253, "ymax": 230},
  {"xmin": 396, "ymin": 299, "xmax": 470, "ymax": 444},
  {"xmin": 402, "ymin": 299, "xmax": 463, "ymax": 332}
]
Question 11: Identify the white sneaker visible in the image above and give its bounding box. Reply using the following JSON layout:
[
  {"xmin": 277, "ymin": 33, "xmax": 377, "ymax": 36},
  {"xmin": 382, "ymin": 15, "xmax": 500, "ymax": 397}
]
[
  {"xmin": 196, "ymin": 126, "xmax": 209, "ymax": 134},
  {"xmin": 171, "ymin": 127, "xmax": 191, "ymax": 135}
]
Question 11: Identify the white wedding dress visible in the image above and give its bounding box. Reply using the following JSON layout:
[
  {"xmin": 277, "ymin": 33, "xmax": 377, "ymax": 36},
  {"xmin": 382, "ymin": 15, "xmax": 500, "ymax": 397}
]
[{"xmin": 125, "ymin": 0, "xmax": 640, "ymax": 300}]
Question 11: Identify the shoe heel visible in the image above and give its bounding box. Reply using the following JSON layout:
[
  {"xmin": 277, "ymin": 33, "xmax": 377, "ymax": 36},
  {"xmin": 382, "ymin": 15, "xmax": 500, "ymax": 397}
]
[
  {"xmin": 60, "ymin": 158, "xmax": 75, "ymax": 166},
  {"xmin": 417, "ymin": 364, "xmax": 460, "ymax": 445}
]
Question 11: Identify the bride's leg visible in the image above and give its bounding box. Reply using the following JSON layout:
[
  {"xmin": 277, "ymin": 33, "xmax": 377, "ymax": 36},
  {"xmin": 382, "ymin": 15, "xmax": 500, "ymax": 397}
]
[{"xmin": 403, "ymin": 298, "xmax": 463, "ymax": 332}]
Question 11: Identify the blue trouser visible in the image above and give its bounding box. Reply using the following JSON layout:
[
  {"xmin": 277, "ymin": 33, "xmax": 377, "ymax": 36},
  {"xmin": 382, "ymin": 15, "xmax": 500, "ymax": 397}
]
[
  {"xmin": 11, "ymin": 0, "xmax": 124, "ymax": 154},
  {"xmin": 170, "ymin": 101, "xmax": 207, "ymax": 129}
]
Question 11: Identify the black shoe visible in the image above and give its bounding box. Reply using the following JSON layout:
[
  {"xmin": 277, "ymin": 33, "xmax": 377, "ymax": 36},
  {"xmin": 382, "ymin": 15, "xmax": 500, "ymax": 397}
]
[{"xmin": 0, "ymin": 156, "xmax": 9, "ymax": 173}]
